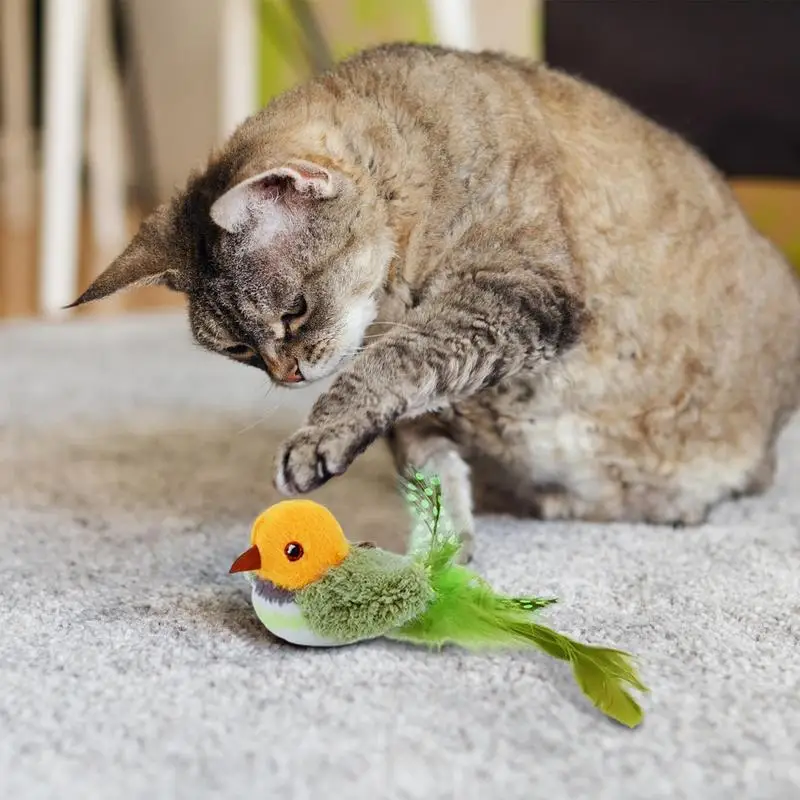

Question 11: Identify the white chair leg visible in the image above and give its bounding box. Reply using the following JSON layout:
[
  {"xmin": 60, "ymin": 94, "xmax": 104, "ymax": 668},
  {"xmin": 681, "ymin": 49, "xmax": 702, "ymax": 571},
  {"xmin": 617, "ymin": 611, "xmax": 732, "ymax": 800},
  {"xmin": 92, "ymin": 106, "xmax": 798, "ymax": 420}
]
[
  {"xmin": 0, "ymin": 0, "xmax": 36, "ymax": 228},
  {"xmin": 39, "ymin": 0, "xmax": 90, "ymax": 316},
  {"xmin": 429, "ymin": 0, "xmax": 542, "ymax": 58},
  {"xmin": 472, "ymin": 0, "xmax": 538, "ymax": 59},
  {"xmin": 219, "ymin": 0, "xmax": 258, "ymax": 141},
  {"xmin": 427, "ymin": 0, "xmax": 476, "ymax": 51},
  {"xmin": 86, "ymin": 0, "xmax": 127, "ymax": 269}
]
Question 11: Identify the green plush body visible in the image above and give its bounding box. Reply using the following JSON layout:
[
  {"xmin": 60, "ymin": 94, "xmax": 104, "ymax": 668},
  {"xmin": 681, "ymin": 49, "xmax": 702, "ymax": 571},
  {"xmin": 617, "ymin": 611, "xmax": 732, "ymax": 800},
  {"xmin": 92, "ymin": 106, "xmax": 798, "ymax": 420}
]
[{"xmin": 297, "ymin": 546, "xmax": 433, "ymax": 642}]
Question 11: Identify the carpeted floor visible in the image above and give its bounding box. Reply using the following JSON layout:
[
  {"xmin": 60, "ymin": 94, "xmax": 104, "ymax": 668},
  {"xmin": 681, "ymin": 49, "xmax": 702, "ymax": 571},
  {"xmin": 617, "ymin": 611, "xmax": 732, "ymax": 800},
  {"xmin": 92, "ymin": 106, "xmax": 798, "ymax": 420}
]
[{"xmin": 1, "ymin": 313, "xmax": 798, "ymax": 800}]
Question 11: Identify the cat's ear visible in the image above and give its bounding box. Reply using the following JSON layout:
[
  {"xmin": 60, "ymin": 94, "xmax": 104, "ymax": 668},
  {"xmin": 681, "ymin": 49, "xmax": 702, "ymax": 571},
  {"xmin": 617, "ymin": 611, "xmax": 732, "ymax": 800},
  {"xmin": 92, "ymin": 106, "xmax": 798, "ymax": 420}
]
[
  {"xmin": 66, "ymin": 202, "xmax": 187, "ymax": 308},
  {"xmin": 209, "ymin": 159, "xmax": 342, "ymax": 238}
]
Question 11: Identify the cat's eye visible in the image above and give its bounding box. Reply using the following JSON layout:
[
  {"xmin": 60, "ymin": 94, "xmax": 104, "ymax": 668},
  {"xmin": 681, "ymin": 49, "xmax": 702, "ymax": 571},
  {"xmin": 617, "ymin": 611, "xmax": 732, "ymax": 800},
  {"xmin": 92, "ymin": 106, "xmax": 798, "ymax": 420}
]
[
  {"xmin": 225, "ymin": 344, "xmax": 253, "ymax": 357},
  {"xmin": 281, "ymin": 295, "xmax": 307, "ymax": 326}
]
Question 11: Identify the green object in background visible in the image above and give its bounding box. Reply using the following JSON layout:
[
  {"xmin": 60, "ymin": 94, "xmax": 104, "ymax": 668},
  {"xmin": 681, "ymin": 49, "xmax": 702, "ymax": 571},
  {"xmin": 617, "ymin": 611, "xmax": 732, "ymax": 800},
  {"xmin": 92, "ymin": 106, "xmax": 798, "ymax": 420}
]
[
  {"xmin": 257, "ymin": 0, "xmax": 434, "ymax": 106},
  {"xmin": 257, "ymin": 1, "xmax": 311, "ymax": 106},
  {"xmin": 340, "ymin": 0, "xmax": 434, "ymax": 61},
  {"xmin": 745, "ymin": 204, "xmax": 800, "ymax": 273},
  {"xmin": 785, "ymin": 242, "xmax": 800, "ymax": 272}
]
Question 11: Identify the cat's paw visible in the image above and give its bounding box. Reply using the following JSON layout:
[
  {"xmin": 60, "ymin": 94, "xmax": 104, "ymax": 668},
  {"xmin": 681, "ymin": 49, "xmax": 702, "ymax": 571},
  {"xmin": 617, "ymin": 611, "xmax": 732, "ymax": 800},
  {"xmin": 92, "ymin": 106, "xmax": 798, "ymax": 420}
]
[{"xmin": 274, "ymin": 424, "xmax": 375, "ymax": 495}]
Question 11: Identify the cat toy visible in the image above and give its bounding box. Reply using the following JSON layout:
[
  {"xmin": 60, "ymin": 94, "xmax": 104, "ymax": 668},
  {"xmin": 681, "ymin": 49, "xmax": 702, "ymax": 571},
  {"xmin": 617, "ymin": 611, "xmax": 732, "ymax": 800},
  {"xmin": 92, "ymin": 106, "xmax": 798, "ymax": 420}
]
[{"xmin": 229, "ymin": 471, "xmax": 648, "ymax": 727}]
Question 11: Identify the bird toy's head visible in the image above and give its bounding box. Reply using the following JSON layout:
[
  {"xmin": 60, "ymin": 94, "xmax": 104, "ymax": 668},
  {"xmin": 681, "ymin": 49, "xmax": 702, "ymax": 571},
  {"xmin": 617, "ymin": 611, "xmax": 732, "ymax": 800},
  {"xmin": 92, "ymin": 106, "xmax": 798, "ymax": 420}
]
[{"xmin": 229, "ymin": 500, "xmax": 350, "ymax": 590}]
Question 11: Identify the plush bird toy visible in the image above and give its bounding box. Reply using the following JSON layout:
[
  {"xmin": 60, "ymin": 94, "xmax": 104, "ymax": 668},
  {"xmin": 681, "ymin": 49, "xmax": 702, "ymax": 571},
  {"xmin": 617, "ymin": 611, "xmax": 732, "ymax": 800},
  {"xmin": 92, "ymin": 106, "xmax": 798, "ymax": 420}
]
[{"xmin": 230, "ymin": 472, "xmax": 648, "ymax": 728}]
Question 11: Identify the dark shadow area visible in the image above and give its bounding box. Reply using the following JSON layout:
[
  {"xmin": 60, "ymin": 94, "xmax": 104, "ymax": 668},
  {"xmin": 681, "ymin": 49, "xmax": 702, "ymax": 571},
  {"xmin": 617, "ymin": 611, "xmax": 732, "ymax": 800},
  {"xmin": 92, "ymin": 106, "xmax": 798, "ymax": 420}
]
[{"xmin": 545, "ymin": 1, "xmax": 800, "ymax": 178}]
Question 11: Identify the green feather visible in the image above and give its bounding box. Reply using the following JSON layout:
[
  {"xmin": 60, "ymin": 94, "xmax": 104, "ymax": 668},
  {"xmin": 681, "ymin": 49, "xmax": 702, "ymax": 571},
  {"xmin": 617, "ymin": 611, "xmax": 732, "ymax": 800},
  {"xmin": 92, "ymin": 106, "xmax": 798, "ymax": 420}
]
[
  {"xmin": 392, "ymin": 467, "xmax": 649, "ymax": 728},
  {"xmin": 399, "ymin": 468, "xmax": 462, "ymax": 568},
  {"xmin": 501, "ymin": 619, "xmax": 648, "ymax": 728},
  {"xmin": 389, "ymin": 563, "xmax": 647, "ymax": 728}
]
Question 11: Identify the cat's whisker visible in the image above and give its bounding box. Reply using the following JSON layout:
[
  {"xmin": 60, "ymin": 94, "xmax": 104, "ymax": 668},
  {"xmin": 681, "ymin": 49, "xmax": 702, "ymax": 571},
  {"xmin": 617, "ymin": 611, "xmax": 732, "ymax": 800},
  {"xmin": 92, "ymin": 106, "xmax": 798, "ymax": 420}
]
[
  {"xmin": 236, "ymin": 386, "xmax": 282, "ymax": 435},
  {"xmin": 367, "ymin": 321, "xmax": 424, "ymax": 333},
  {"xmin": 362, "ymin": 331, "xmax": 410, "ymax": 340},
  {"xmin": 235, "ymin": 409, "xmax": 281, "ymax": 436},
  {"xmin": 342, "ymin": 344, "xmax": 370, "ymax": 354}
]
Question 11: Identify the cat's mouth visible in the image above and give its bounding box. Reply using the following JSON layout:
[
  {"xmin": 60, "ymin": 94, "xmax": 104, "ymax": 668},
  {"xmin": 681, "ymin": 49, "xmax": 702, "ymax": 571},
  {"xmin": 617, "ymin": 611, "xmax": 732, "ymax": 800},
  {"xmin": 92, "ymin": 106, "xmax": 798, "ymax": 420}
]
[
  {"xmin": 293, "ymin": 349, "xmax": 354, "ymax": 386},
  {"xmin": 273, "ymin": 371, "xmax": 305, "ymax": 387}
]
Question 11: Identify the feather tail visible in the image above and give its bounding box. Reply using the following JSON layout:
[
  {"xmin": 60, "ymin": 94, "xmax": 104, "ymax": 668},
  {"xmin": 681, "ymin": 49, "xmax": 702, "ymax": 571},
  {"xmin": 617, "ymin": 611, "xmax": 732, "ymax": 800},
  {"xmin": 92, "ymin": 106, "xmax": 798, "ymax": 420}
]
[
  {"xmin": 395, "ymin": 467, "xmax": 648, "ymax": 727},
  {"xmin": 503, "ymin": 618, "xmax": 648, "ymax": 728}
]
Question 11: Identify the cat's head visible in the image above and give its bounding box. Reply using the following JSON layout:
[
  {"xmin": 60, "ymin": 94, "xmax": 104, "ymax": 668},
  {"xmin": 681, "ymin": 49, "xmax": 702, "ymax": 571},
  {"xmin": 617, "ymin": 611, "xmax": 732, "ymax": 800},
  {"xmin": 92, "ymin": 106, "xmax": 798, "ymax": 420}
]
[{"xmin": 71, "ymin": 155, "xmax": 393, "ymax": 386}]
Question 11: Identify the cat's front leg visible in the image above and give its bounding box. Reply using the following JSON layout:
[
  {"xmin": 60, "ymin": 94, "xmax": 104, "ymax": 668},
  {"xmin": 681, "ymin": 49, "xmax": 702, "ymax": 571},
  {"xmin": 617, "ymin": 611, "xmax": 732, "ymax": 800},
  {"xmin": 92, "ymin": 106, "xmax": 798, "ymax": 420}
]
[
  {"xmin": 388, "ymin": 417, "xmax": 476, "ymax": 562},
  {"xmin": 274, "ymin": 265, "xmax": 585, "ymax": 496}
]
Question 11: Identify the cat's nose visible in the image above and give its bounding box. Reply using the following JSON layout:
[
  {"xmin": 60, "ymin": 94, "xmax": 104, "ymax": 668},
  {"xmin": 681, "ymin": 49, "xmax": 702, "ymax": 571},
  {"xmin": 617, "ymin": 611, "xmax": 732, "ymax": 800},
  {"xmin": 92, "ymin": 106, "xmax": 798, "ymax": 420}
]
[
  {"xmin": 282, "ymin": 361, "xmax": 304, "ymax": 384},
  {"xmin": 269, "ymin": 356, "xmax": 304, "ymax": 384}
]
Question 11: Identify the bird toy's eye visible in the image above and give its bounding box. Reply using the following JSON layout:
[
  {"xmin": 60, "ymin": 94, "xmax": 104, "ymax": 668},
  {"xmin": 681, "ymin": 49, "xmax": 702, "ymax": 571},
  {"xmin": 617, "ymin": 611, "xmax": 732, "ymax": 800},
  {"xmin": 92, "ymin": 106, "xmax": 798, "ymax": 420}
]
[{"xmin": 284, "ymin": 542, "xmax": 304, "ymax": 561}]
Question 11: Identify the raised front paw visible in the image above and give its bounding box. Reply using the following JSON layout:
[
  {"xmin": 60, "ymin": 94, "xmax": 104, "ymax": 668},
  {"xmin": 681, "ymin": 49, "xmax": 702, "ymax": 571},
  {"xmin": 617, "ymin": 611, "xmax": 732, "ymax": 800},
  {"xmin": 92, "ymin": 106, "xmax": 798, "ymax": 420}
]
[{"xmin": 274, "ymin": 424, "xmax": 375, "ymax": 495}]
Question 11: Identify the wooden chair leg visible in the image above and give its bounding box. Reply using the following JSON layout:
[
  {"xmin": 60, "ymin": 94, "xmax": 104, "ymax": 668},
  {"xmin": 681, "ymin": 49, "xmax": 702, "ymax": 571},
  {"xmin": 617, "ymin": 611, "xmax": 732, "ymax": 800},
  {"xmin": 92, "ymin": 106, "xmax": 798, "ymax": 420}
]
[
  {"xmin": 0, "ymin": 0, "xmax": 35, "ymax": 226},
  {"xmin": 0, "ymin": 0, "xmax": 37, "ymax": 316}
]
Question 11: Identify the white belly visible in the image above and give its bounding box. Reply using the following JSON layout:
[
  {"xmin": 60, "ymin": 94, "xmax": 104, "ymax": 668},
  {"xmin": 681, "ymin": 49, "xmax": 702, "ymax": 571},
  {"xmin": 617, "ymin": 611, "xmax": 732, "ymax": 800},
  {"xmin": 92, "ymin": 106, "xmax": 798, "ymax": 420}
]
[{"xmin": 250, "ymin": 585, "xmax": 347, "ymax": 648}]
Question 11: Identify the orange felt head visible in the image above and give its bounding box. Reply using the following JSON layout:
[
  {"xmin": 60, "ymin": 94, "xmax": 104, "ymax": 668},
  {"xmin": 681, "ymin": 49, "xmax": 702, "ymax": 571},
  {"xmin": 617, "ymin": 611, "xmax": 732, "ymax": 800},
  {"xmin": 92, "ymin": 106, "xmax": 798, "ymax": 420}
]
[{"xmin": 229, "ymin": 499, "xmax": 350, "ymax": 591}]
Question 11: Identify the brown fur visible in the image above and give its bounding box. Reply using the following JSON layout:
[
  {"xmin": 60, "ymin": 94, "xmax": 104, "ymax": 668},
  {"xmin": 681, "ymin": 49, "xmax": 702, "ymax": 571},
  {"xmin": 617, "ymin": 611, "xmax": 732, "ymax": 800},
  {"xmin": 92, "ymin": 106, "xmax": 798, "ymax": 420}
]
[{"xmin": 73, "ymin": 44, "xmax": 800, "ymax": 560}]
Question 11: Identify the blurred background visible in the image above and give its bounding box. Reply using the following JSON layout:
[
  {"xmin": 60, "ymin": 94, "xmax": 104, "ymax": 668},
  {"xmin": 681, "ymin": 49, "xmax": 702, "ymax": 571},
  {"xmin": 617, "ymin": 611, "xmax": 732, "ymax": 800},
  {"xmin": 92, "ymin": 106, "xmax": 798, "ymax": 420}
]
[{"xmin": 0, "ymin": 0, "xmax": 798, "ymax": 321}]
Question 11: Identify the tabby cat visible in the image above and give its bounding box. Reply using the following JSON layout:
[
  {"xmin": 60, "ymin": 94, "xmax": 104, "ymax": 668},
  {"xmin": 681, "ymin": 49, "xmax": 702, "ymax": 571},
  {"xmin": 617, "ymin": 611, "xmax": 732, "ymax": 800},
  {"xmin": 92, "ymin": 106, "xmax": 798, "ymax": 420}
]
[{"xmin": 72, "ymin": 44, "xmax": 800, "ymax": 560}]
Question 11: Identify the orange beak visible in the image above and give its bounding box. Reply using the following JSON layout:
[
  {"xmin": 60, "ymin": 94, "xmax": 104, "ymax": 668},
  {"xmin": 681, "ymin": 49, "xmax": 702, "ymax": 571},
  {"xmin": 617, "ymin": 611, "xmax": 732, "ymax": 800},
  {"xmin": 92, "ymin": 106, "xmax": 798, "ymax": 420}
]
[{"xmin": 229, "ymin": 544, "xmax": 261, "ymax": 574}]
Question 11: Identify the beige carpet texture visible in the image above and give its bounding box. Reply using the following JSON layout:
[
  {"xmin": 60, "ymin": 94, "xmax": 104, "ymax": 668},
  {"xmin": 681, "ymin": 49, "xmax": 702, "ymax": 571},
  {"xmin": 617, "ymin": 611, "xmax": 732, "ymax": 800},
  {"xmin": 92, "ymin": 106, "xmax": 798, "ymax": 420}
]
[{"xmin": 1, "ymin": 313, "xmax": 798, "ymax": 800}]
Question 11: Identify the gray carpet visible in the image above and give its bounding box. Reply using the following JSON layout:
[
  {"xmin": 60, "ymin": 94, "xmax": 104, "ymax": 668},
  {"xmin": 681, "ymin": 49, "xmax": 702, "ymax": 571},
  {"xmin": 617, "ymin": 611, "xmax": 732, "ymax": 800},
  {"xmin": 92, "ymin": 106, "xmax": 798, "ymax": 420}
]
[{"xmin": 1, "ymin": 313, "xmax": 798, "ymax": 800}]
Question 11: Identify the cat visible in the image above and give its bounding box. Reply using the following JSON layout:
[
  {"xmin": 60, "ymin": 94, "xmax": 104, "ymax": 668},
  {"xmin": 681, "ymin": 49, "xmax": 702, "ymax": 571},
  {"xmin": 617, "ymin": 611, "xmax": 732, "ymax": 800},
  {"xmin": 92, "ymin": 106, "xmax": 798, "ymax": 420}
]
[{"xmin": 71, "ymin": 43, "xmax": 800, "ymax": 561}]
